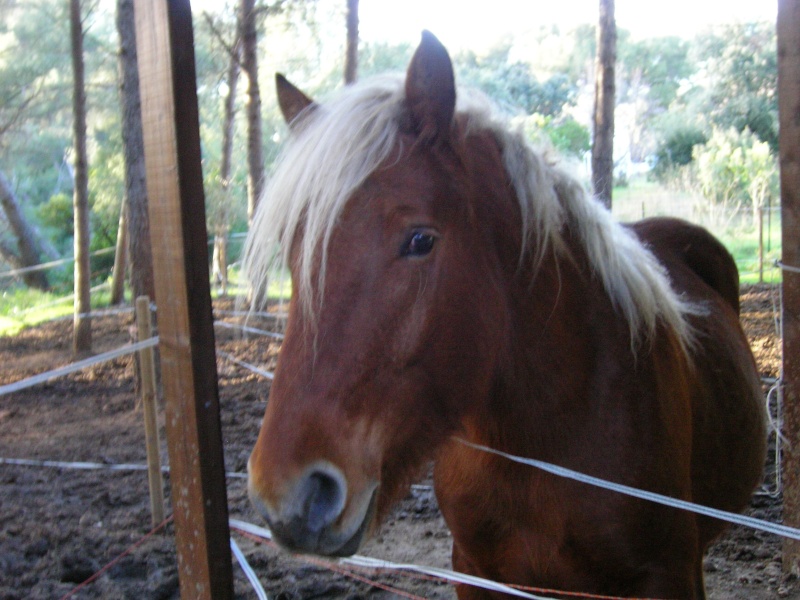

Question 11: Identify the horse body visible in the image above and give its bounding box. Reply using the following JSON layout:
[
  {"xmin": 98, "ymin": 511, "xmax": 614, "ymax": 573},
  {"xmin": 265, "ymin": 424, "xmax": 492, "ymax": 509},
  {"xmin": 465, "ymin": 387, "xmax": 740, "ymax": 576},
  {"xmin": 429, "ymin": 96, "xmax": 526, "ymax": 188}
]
[
  {"xmin": 245, "ymin": 32, "xmax": 766, "ymax": 599},
  {"xmin": 435, "ymin": 216, "xmax": 765, "ymax": 598}
]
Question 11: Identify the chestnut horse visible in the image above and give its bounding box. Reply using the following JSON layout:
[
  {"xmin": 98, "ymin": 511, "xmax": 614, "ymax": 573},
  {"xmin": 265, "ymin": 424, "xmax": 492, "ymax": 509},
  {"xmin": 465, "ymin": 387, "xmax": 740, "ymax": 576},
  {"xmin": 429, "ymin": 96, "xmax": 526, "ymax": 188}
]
[{"xmin": 245, "ymin": 32, "xmax": 766, "ymax": 599}]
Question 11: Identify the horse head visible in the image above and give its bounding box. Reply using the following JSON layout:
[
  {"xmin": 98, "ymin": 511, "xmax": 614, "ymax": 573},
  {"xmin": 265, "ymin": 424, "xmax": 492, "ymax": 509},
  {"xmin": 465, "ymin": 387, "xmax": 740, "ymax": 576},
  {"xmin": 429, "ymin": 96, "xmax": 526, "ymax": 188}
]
[{"xmin": 245, "ymin": 32, "xmax": 521, "ymax": 556}]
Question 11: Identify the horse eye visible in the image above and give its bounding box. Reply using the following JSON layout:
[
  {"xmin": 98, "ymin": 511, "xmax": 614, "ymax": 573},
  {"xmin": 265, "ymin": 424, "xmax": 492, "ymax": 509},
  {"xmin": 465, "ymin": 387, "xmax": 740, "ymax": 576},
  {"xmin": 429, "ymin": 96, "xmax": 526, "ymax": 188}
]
[{"xmin": 401, "ymin": 230, "xmax": 436, "ymax": 257}]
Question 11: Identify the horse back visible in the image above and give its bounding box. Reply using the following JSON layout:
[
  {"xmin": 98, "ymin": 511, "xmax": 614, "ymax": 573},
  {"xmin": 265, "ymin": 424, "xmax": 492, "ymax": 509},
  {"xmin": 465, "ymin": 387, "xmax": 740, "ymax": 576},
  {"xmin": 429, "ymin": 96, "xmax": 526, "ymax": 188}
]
[{"xmin": 627, "ymin": 217, "xmax": 741, "ymax": 314}]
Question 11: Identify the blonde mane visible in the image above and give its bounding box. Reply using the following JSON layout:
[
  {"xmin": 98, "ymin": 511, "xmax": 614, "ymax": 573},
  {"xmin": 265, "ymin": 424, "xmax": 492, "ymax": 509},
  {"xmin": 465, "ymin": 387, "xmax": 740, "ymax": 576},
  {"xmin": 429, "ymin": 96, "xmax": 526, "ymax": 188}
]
[{"xmin": 243, "ymin": 75, "xmax": 695, "ymax": 351}]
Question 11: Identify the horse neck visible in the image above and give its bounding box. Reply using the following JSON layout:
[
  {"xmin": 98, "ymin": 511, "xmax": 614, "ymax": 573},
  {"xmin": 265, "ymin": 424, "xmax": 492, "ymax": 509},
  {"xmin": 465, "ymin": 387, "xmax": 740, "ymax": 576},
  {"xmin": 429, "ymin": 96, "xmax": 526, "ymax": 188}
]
[{"xmin": 469, "ymin": 235, "xmax": 635, "ymax": 460}]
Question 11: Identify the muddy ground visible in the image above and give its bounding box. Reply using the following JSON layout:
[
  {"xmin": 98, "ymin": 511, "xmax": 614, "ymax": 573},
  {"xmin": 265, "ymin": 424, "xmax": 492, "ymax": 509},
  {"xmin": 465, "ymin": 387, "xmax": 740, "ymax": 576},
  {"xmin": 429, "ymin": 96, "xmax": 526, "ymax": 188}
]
[{"xmin": 0, "ymin": 285, "xmax": 797, "ymax": 599}]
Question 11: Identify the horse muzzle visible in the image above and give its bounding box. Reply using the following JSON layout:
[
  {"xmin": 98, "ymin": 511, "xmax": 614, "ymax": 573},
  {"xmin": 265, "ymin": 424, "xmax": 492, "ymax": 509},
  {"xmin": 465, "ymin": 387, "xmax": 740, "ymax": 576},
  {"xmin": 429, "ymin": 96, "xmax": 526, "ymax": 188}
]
[{"xmin": 248, "ymin": 459, "xmax": 379, "ymax": 557}]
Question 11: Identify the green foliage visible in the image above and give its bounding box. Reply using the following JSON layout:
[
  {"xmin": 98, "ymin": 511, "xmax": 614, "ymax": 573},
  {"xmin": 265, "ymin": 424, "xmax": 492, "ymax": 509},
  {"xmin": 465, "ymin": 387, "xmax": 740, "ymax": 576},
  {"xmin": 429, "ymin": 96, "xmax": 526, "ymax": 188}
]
[
  {"xmin": 559, "ymin": 24, "xmax": 596, "ymax": 84},
  {"xmin": 545, "ymin": 117, "xmax": 591, "ymax": 157},
  {"xmin": 88, "ymin": 126, "xmax": 124, "ymax": 248},
  {"xmin": 456, "ymin": 44, "xmax": 576, "ymax": 117},
  {"xmin": 693, "ymin": 127, "xmax": 778, "ymax": 208},
  {"xmin": 652, "ymin": 126, "xmax": 708, "ymax": 178},
  {"xmin": 361, "ymin": 40, "xmax": 579, "ymax": 119},
  {"xmin": 517, "ymin": 114, "xmax": 590, "ymax": 159},
  {"xmin": 204, "ymin": 165, "xmax": 249, "ymax": 236},
  {"xmin": 527, "ymin": 73, "xmax": 575, "ymax": 117},
  {"xmin": 695, "ymin": 22, "xmax": 778, "ymax": 151},
  {"xmin": 0, "ymin": 0, "xmax": 781, "ymax": 313},
  {"xmin": 359, "ymin": 42, "xmax": 413, "ymax": 77},
  {"xmin": 619, "ymin": 36, "xmax": 693, "ymax": 111},
  {"xmin": 649, "ymin": 22, "xmax": 777, "ymax": 206},
  {"xmin": 714, "ymin": 93, "xmax": 777, "ymax": 153},
  {"xmin": 37, "ymin": 193, "xmax": 73, "ymax": 248},
  {"xmin": 0, "ymin": 2, "xmax": 73, "ymax": 203},
  {"xmin": 0, "ymin": 0, "xmax": 122, "ymax": 274}
]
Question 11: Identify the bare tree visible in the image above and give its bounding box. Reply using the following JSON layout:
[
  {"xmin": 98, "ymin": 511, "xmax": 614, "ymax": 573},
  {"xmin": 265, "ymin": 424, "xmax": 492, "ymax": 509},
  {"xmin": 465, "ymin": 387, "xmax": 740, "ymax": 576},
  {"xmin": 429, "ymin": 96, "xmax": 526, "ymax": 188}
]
[
  {"xmin": 592, "ymin": 0, "xmax": 616, "ymax": 209},
  {"xmin": 117, "ymin": 0, "xmax": 154, "ymax": 302},
  {"xmin": 201, "ymin": 8, "xmax": 243, "ymax": 295},
  {"xmin": 213, "ymin": 37, "xmax": 242, "ymax": 297},
  {"xmin": 239, "ymin": 0, "xmax": 264, "ymax": 223},
  {"xmin": 70, "ymin": 0, "xmax": 91, "ymax": 355},
  {"xmin": 110, "ymin": 200, "xmax": 127, "ymax": 304},
  {"xmin": 344, "ymin": 0, "xmax": 359, "ymax": 84},
  {"xmin": 0, "ymin": 170, "xmax": 50, "ymax": 290},
  {"xmin": 220, "ymin": 42, "xmax": 241, "ymax": 194}
]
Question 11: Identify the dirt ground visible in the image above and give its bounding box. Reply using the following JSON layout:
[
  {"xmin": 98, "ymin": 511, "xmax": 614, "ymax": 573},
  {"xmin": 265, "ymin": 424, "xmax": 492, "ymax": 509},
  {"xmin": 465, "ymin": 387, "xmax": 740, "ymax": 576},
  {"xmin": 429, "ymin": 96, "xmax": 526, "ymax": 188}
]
[{"xmin": 0, "ymin": 284, "xmax": 797, "ymax": 599}]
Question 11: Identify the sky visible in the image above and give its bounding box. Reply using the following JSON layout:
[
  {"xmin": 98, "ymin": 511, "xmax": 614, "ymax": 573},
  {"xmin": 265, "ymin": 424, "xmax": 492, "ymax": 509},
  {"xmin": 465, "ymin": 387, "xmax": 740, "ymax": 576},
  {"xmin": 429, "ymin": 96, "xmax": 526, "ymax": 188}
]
[
  {"xmin": 185, "ymin": 0, "xmax": 777, "ymax": 57},
  {"xmin": 358, "ymin": 0, "xmax": 777, "ymax": 51}
]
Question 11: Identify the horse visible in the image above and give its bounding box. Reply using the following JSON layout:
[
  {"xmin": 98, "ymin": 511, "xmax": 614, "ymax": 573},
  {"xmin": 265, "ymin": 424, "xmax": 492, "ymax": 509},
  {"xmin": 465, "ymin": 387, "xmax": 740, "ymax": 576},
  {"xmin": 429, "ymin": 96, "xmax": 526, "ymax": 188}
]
[{"xmin": 244, "ymin": 31, "xmax": 766, "ymax": 599}]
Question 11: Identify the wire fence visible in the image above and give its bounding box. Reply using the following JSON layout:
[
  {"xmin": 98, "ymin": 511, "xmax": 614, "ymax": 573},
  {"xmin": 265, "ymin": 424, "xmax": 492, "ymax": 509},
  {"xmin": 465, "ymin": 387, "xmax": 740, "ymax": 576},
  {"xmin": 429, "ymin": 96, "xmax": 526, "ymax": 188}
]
[
  {"xmin": 0, "ymin": 287, "xmax": 796, "ymax": 599},
  {"xmin": 0, "ymin": 208, "xmax": 794, "ymax": 598}
]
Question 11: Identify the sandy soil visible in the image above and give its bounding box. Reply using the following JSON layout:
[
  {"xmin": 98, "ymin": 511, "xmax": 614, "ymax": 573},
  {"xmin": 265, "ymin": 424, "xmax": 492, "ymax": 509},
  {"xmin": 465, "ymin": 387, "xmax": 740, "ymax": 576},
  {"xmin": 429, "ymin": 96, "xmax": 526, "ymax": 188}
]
[{"xmin": 0, "ymin": 284, "xmax": 797, "ymax": 599}]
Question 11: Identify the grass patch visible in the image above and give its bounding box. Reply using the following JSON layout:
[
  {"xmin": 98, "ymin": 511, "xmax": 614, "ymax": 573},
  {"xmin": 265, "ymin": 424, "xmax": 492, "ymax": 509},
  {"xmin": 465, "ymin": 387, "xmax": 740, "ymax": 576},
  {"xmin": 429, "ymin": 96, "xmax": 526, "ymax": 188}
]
[
  {"xmin": 1, "ymin": 288, "xmax": 82, "ymax": 337},
  {"xmin": 0, "ymin": 265, "xmax": 293, "ymax": 337},
  {"xmin": 0, "ymin": 284, "xmax": 121, "ymax": 337},
  {"xmin": 209, "ymin": 266, "xmax": 292, "ymax": 303},
  {"xmin": 613, "ymin": 179, "xmax": 781, "ymax": 284}
]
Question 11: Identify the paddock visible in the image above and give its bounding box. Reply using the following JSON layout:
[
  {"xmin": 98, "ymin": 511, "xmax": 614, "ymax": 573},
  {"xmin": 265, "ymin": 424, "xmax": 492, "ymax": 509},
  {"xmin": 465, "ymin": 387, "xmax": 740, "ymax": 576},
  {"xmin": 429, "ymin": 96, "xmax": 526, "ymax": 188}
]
[
  {"xmin": 0, "ymin": 286, "xmax": 795, "ymax": 599},
  {"xmin": 0, "ymin": 0, "xmax": 798, "ymax": 596}
]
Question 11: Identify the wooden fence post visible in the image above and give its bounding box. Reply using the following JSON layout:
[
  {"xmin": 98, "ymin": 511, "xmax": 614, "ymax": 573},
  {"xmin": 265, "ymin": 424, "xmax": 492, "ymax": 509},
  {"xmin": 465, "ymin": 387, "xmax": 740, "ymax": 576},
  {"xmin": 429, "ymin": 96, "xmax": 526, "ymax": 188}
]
[
  {"xmin": 133, "ymin": 0, "xmax": 234, "ymax": 597},
  {"xmin": 778, "ymin": 0, "xmax": 800, "ymax": 576},
  {"xmin": 135, "ymin": 295, "xmax": 165, "ymax": 527}
]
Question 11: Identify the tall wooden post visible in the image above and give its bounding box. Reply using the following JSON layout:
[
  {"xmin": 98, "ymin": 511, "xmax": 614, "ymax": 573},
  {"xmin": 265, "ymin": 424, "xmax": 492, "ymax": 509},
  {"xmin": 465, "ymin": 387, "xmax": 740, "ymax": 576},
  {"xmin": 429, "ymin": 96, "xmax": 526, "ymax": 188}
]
[
  {"xmin": 133, "ymin": 1, "xmax": 234, "ymax": 597},
  {"xmin": 592, "ymin": 0, "xmax": 616, "ymax": 209},
  {"xmin": 778, "ymin": 0, "xmax": 800, "ymax": 576}
]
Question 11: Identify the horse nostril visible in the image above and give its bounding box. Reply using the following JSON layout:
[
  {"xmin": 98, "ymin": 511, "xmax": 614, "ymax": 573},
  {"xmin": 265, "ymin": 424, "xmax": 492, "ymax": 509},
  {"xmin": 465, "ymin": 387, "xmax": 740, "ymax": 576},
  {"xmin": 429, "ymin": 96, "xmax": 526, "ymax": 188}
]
[{"xmin": 299, "ymin": 466, "xmax": 346, "ymax": 533}]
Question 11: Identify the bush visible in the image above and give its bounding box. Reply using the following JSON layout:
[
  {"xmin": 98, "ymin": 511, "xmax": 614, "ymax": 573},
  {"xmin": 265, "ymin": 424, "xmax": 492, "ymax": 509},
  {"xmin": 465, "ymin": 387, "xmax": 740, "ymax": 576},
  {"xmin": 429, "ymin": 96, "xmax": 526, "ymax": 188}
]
[
  {"xmin": 693, "ymin": 127, "xmax": 778, "ymax": 209},
  {"xmin": 519, "ymin": 114, "xmax": 590, "ymax": 159},
  {"xmin": 37, "ymin": 193, "xmax": 73, "ymax": 253},
  {"xmin": 652, "ymin": 126, "xmax": 707, "ymax": 179},
  {"xmin": 547, "ymin": 117, "xmax": 591, "ymax": 158}
]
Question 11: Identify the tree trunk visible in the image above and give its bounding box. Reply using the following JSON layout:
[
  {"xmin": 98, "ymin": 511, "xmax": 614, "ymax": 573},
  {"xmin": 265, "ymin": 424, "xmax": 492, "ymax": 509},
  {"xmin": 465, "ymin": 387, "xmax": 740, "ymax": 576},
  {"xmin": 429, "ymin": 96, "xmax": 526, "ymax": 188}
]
[
  {"xmin": 778, "ymin": 0, "xmax": 800, "ymax": 576},
  {"xmin": 71, "ymin": 0, "xmax": 92, "ymax": 355},
  {"xmin": 0, "ymin": 170, "xmax": 50, "ymax": 290},
  {"xmin": 220, "ymin": 39, "xmax": 240, "ymax": 189},
  {"xmin": 591, "ymin": 0, "xmax": 616, "ymax": 209},
  {"xmin": 239, "ymin": 0, "xmax": 264, "ymax": 223},
  {"xmin": 213, "ymin": 41, "xmax": 239, "ymax": 298},
  {"xmin": 344, "ymin": 0, "xmax": 359, "ymax": 84},
  {"xmin": 212, "ymin": 234, "xmax": 228, "ymax": 296},
  {"xmin": 117, "ymin": 0, "xmax": 155, "ymax": 302},
  {"xmin": 110, "ymin": 199, "xmax": 128, "ymax": 304}
]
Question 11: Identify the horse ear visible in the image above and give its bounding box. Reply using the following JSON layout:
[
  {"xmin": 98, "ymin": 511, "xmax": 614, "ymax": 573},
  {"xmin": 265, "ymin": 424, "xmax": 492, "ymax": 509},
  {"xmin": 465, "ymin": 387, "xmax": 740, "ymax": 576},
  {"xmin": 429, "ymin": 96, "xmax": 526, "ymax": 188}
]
[
  {"xmin": 404, "ymin": 31, "xmax": 456, "ymax": 143},
  {"xmin": 276, "ymin": 73, "xmax": 317, "ymax": 129}
]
